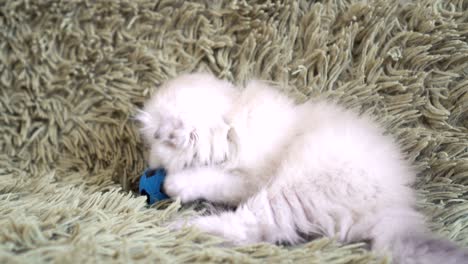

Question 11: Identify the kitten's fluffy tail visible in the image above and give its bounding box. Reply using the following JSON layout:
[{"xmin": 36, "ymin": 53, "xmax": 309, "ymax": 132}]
[
  {"xmin": 371, "ymin": 211, "xmax": 468, "ymax": 264},
  {"xmin": 390, "ymin": 232, "xmax": 468, "ymax": 264}
]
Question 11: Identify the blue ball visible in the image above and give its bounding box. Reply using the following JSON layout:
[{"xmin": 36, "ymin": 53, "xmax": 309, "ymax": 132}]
[{"xmin": 139, "ymin": 168, "xmax": 169, "ymax": 205}]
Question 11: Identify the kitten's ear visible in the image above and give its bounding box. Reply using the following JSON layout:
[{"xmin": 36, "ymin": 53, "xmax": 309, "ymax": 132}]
[
  {"xmin": 134, "ymin": 109, "xmax": 158, "ymax": 143},
  {"xmin": 134, "ymin": 109, "xmax": 152, "ymax": 126}
]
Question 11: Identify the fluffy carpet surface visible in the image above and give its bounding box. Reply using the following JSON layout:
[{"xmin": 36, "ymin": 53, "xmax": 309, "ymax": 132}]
[{"xmin": 1, "ymin": 0, "xmax": 467, "ymax": 263}]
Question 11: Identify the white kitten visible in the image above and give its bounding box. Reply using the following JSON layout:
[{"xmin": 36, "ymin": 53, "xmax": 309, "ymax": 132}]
[{"xmin": 137, "ymin": 73, "xmax": 467, "ymax": 264}]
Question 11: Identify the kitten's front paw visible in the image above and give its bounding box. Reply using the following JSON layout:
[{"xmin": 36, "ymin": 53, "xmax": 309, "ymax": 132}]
[{"xmin": 163, "ymin": 173, "xmax": 201, "ymax": 203}]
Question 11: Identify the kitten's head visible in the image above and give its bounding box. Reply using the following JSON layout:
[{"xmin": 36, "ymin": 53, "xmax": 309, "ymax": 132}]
[{"xmin": 136, "ymin": 73, "xmax": 238, "ymax": 173}]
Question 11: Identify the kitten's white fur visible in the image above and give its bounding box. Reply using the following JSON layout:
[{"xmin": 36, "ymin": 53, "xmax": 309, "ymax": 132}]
[{"xmin": 137, "ymin": 73, "xmax": 467, "ymax": 263}]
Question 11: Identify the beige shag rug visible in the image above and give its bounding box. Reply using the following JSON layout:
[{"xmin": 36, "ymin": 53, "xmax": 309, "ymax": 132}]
[{"xmin": 1, "ymin": 0, "xmax": 467, "ymax": 263}]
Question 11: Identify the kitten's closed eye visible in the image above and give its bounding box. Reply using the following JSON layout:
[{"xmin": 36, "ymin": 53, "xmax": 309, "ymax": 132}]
[
  {"xmin": 154, "ymin": 131, "xmax": 161, "ymax": 140},
  {"xmin": 227, "ymin": 127, "xmax": 236, "ymax": 142}
]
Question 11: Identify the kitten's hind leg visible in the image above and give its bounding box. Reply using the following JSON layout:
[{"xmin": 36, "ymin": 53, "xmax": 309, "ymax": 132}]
[
  {"xmin": 179, "ymin": 185, "xmax": 322, "ymax": 245},
  {"xmin": 178, "ymin": 189, "xmax": 276, "ymax": 245}
]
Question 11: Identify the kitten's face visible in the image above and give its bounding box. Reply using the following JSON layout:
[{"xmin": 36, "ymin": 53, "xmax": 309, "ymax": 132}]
[
  {"xmin": 136, "ymin": 73, "xmax": 237, "ymax": 173},
  {"xmin": 137, "ymin": 109, "xmax": 198, "ymax": 173}
]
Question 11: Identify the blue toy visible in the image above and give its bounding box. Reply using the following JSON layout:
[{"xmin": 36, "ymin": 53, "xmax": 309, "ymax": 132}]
[{"xmin": 139, "ymin": 168, "xmax": 169, "ymax": 205}]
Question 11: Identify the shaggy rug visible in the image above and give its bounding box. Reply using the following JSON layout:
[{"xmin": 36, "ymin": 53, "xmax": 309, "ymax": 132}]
[{"xmin": 1, "ymin": 0, "xmax": 467, "ymax": 263}]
